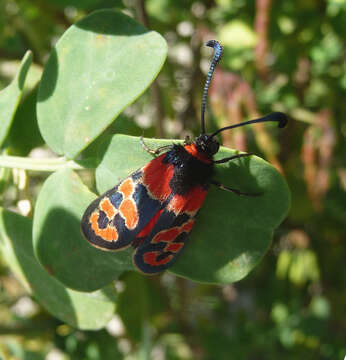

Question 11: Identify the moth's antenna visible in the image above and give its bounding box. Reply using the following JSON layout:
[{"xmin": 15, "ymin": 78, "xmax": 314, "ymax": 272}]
[
  {"xmin": 200, "ymin": 40, "xmax": 223, "ymax": 134},
  {"xmin": 208, "ymin": 112, "xmax": 288, "ymax": 139}
]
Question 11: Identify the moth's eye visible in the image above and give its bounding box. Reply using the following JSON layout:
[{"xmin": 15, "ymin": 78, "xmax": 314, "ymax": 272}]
[{"xmin": 209, "ymin": 141, "xmax": 219, "ymax": 155}]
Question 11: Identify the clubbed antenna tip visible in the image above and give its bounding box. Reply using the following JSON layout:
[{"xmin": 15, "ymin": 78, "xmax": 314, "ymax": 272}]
[
  {"xmin": 272, "ymin": 112, "xmax": 288, "ymax": 128},
  {"xmin": 205, "ymin": 40, "xmax": 223, "ymax": 62},
  {"xmin": 208, "ymin": 111, "xmax": 288, "ymax": 139},
  {"xmin": 200, "ymin": 40, "xmax": 223, "ymax": 134}
]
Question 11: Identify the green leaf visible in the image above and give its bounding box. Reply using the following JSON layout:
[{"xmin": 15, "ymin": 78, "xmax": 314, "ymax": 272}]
[
  {"xmin": 37, "ymin": 9, "xmax": 167, "ymax": 159},
  {"xmin": 0, "ymin": 57, "xmax": 42, "ymax": 95},
  {"xmin": 117, "ymin": 272, "xmax": 167, "ymax": 341},
  {"xmin": 8, "ymin": 87, "xmax": 44, "ymax": 155},
  {"xmin": 0, "ymin": 51, "xmax": 32, "ymax": 147},
  {"xmin": 95, "ymin": 135, "xmax": 290, "ymax": 284},
  {"xmin": 33, "ymin": 168, "xmax": 133, "ymax": 292},
  {"xmin": 0, "ymin": 208, "xmax": 116, "ymax": 330}
]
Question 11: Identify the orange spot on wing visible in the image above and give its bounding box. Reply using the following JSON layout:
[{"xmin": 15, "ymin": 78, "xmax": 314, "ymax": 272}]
[
  {"xmin": 143, "ymin": 252, "xmax": 173, "ymax": 266},
  {"xmin": 119, "ymin": 198, "xmax": 138, "ymax": 229},
  {"xmin": 90, "ymin": 211, "xmax": 118, "ymax": 242},
  {"xmin": 117, "ymin": 177, "xmax": 139, "ymax": 230},
  {"xmin": 100, "ymin": 198, "xmax": 116, "ymax": 219},
  {"xmin": 90, "ymin": 212, "xmax": 99, "ymax": 229},
  {"xmin": 119, "ymin": 178, "xmax": 134, "ymax": 198}
]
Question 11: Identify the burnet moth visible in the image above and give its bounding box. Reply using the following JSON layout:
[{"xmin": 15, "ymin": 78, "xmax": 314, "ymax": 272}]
[{"xmin": 81, "ymin": 40, "xmax": 287, "ymax": 274}]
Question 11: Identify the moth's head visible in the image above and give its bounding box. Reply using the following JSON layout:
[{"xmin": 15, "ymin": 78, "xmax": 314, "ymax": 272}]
[{"xmin": 195, "ymin": 134, "xmax": 220, "ymax": 157}]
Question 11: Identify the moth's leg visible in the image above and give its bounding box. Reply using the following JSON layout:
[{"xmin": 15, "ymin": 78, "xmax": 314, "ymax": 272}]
[{"xmin": 211, "ymin": 180, "xmax": 262, "ymax": 197}]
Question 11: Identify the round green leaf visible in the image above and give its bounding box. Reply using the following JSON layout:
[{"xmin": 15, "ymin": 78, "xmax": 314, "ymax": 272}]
[
  {"xmin": 0, "ymin": 51, "xmax": 32, "ymax": 147},
  {"xmin": 95, "ymin": 135, "xmax": 291, "ymax": 284},
  {"xmin": 37, "ymin": 9, "xmax": 167, "ymax": 159},
  {"xmin": 33, "ymin": 168, "xmax": 133, "ymax": 292},
  {"xmin": 0, "ymin": 208, "xmax": 116, "ymax": 330}
]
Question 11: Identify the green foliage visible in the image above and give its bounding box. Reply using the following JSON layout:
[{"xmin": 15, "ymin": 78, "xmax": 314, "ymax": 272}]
[
  {"xmin": 276, "ymin": 249, "xmax": 320, "ymax": 286},
  {"xmin": 33, "ymin": 168, "xmax": 133, "ymax": 291},
  {"xmin": 0, "ymin": 51, "xmax": 32, "ymax": 146},
  {"xmin": 0, "ymin": 208, "xmax": 116, "ymax": 329},
  {"xmin": 37, "ymin": 10, "xmax": 167, "ymax": 158}
]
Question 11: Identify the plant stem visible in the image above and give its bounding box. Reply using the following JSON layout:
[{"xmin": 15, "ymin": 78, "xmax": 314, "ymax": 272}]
[{"xmin": 0, "ymin": 155, "xmax": 83, "ymax": 172}]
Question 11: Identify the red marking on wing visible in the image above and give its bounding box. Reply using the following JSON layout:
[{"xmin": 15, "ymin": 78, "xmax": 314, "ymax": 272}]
[
  {"xmin": 135, "ymin": 213, "xmax": 195, "ymax": 271},
  {"xmin": 143, "ymin": 251, "xmax": 173, "ymax": 266},
  {"xmin": 164, "ymin": 242, "xmax": 184, "ymax": 253},
  {"xmin": 142, "ymin": 155, "xmax": 174, "ymax": 201},
  {"xmin": 167, "ymin": 186, "xmax": 207, "ymax": 214},
  {"xmin": 118, "ymin": 178, "xmax": 139, "ymax": 230},
  {"xmin": 184, "ymin": 143, "xmax": 212, "ymax": 164},
  {"xmin": 90, "ymin": 211, "xmax": 118, "ymax": 242},
  {"xmin": 100, "ymin": 198, "xmax": 116, "ymax": 219},
  {"xmin": 141, "ymin": 220, "xmax": 193, "ymax": 267},
  {"xmin": 152, "ymin": 219, "xmax": 194, "ymax": 244},
  {"xmin": 136, "ymin": 209, "xmax": 164, "ymax": 239}
]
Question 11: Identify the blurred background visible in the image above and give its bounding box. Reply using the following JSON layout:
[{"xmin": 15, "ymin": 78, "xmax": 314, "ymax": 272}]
[{"xmin": 0, "ymin": 0, "xmax": 345, "ymax": 359}]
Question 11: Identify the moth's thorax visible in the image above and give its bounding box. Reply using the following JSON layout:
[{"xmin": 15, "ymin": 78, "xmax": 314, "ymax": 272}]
[
  {"xmin": 163, "ymin": 144, "xmax": 214, "ymax": 195},
  {"xmin": 184, "ymin": 143, "xmax": 212, "ymax": 164}
]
